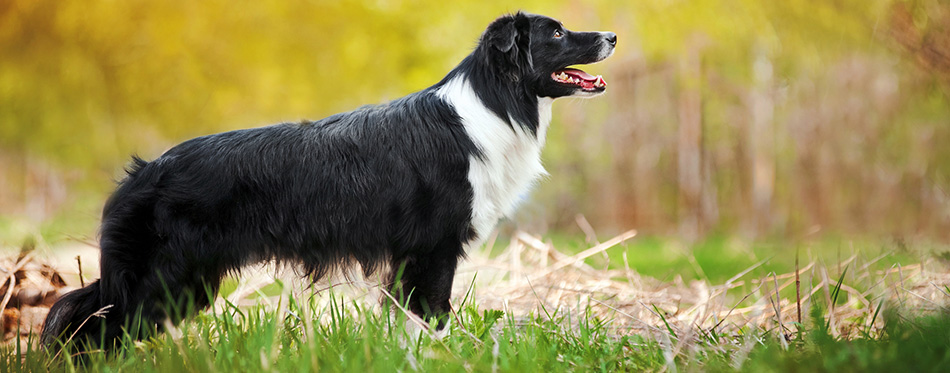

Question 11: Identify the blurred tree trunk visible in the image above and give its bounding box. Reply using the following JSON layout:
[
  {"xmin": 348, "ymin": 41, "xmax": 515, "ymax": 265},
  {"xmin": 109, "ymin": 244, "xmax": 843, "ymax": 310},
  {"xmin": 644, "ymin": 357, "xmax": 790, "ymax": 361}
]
[
  {"xmin": 747, "ymin": 49, "xmax": 775, "ymax": 236},
  {"xmin": 793, "ymin": 81, "xmax": 829, "ymax": 233},
  {"xmin": 889, "ymin": 1, "xmax": 950, "ymax": 89},
  {"xmin": 605, "ymin": 61, "xmax": 638, "ymax": 229},
  {"xmin": 677, "ymin": 43, "xmax": 704, "ymax": 242}
]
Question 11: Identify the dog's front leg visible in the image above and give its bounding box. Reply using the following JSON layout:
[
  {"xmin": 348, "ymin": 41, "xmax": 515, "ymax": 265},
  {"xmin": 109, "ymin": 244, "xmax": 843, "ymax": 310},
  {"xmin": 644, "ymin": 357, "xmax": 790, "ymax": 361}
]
[{"xmin": 390, "ymin": 245, "xmax": 460, "ymax": 329}]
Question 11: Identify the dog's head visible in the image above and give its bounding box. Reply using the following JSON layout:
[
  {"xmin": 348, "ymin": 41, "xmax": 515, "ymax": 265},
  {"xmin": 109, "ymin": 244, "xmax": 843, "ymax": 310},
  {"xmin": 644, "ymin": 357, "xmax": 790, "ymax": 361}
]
[{"xmin": 479, "ymin": 12, "xmax": 616, "ymax": 99}]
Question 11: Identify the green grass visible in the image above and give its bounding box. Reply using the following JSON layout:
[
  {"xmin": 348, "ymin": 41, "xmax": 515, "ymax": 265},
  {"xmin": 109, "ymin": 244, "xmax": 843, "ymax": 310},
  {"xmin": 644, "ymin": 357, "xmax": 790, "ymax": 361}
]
[
  {"xmin": 711, "ymin": 308, "xmax": 950, "ymax": 372},
  {"xmin": 3, "ymin": 235, "xmax": 949, "ymax": 371},
  {"xmin": 2, "ymin": 293, "xmax": 665, "ymax": 372},
  {"xmin": 3, "ymin": 290, "xmax": 948, "ymax": 372}
]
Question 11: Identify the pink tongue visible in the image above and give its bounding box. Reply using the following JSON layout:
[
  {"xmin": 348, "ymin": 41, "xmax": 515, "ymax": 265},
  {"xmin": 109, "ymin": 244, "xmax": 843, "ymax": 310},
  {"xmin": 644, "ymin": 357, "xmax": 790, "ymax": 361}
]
[{"xmin": 562, "ymin": 68, "xmax": 596, "ymax": 81}]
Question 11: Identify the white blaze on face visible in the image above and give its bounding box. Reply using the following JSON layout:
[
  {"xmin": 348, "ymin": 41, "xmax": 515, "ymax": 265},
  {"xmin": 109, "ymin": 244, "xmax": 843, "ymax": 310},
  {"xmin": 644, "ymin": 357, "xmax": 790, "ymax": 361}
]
[{"xmin": 436, "ymin": 76, "xmax": 552, "ymax": 250}]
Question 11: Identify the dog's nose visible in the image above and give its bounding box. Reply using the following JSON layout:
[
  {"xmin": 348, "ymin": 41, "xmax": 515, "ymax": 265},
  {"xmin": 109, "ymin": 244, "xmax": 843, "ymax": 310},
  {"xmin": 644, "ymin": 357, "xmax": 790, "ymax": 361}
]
[{"xmin": 604, "ymin": 32, "xmax": 617, "ymax": 46}]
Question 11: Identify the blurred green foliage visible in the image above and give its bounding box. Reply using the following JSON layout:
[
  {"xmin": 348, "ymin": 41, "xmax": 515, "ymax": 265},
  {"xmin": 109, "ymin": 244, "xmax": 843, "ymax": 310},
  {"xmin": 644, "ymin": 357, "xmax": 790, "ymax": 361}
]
[
  {"xmin": 1, "ymin": 0, "xmax": 949, "ymax": 243},
  {"xmin": 0, "ymin": 0, "xmax": 549, "ymax": 168}
]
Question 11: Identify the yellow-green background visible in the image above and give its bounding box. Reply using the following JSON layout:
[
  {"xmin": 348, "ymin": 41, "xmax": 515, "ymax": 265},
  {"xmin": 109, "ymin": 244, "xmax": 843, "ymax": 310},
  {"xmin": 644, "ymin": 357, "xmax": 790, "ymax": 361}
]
[{"xmin": 2, "ymin": 0, "xmax": 949, "ymax": 244}]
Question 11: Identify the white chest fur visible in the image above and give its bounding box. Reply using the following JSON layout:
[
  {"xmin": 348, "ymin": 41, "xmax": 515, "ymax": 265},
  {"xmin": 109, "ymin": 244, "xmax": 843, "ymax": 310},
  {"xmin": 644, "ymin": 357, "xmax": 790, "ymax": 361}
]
[{"xmin": 436, "ymin": 77, "xmax": 553, "ymax": 248}]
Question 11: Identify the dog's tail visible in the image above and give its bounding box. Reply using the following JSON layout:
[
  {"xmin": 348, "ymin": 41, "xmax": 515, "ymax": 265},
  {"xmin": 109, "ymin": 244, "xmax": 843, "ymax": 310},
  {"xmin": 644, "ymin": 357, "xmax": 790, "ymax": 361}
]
[
  {"xmin": 42, "ymin": 156, "xmax": 161, "ymax": 350},
  {"xmin": 39, "ymin": 280, "xmax": 113, "ymax": 348}
]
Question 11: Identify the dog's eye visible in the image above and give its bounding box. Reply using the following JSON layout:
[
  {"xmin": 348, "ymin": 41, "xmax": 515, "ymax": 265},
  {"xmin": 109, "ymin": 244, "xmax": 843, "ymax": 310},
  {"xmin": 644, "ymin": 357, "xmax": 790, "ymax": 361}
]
[{"xmin": 553, "ymin": 29, "xmax": 563, "ymax": 38}]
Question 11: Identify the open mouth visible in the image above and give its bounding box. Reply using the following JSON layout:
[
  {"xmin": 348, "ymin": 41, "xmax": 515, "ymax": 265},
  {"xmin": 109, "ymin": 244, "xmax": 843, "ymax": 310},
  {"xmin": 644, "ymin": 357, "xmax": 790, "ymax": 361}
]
[{"xmin": 552, "ymin": 68, "xmax": 607, "ymax": 91}]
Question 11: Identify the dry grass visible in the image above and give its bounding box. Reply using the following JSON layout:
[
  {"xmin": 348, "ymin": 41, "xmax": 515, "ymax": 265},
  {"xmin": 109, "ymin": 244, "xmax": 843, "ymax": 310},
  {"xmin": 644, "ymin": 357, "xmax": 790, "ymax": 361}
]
[
  {"xmin": 455, "ymin": 231, "xmax": 950, "ymax": 345},
  {"xmin": 0, "ymin": 250, "xmax": 70, "ymax": 344},
  {"xmin": 2, "ymin": 231, "xmax": 949, "ymax": 351}
]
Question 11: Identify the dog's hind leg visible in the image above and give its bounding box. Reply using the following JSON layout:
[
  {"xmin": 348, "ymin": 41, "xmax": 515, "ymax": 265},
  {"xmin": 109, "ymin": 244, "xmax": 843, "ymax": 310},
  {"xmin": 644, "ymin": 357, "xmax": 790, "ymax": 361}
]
[
  {"xmin": 120, "ymin": 236, "xmax": 230, "ymax": 338},
  {"xmin": 42, "ymin": 193, "xmax": 160, "ymax": 349}
]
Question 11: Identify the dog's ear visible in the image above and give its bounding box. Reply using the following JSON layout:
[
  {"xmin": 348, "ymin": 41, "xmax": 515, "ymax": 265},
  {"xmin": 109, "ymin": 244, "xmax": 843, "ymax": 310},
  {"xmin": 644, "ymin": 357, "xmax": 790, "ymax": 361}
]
[
  {"xmin": 482, "ymin": 12, "xmax": 533, "ymax": 81},
  {"xmin": 485, "ymin": 15, "xmax": 518, "ymax": 53}
]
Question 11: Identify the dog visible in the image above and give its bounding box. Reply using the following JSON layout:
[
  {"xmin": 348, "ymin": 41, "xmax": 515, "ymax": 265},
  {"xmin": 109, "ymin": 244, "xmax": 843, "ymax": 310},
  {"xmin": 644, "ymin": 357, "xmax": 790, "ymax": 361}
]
[{"xmin": 41, "ymin": 12, "xmax": 616, "ymax": 349}]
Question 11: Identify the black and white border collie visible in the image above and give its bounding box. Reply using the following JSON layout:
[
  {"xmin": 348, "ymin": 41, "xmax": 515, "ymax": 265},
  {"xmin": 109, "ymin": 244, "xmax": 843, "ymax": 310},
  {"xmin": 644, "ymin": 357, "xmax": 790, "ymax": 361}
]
[{"xmin": 42, "ymin": 12, "xmax": 616, "ymax": 349}]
